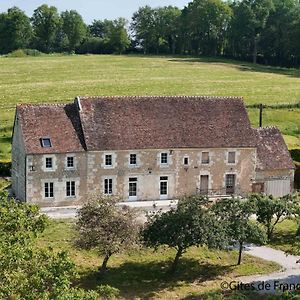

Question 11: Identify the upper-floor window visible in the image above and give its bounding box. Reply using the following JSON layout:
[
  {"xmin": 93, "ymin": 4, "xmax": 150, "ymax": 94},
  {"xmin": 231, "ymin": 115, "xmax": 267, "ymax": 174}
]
[
  {"xmin": 45, "ymin": 157, "xmax": 53, "ymax": 169},
  {"xmin": 41, "ymin": 137, "xmax": 52, "ymax": 148},
  {"xmin": 183, "ymin": 157, "xmax": 189, "ymax": 165},
  {"xmin": 66, "ymin": 181, "xmax": 76, "ymax": 197},
  {"xmin": 201, "ymin": 152, "xmax": 210, "ymax": 164},
  {"xmin": 105, "ymin": 154, "xmax": 112, "ymax": 166},
  {"xmin": 160, "ymin": 152, "xmax": 168, "ymax": 164},
  {"xmin": 66, "ymin": 156, "xmax": 74, "ymax": 168},
  {"xmin": 228, "ymin": 151, "xmax": 236, "ymax": 164},
  {"xmin": 44, "ymin": 182, "xmax": 54, "ymax": 198},
  {"xmin": 129, "ymin": 154, "xmax": 137, "ymax": 165}
]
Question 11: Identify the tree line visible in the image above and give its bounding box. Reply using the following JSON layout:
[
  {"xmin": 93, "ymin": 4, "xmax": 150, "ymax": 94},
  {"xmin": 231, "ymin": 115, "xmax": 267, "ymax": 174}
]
[{"xmin": 1, "ymin": 0, "xmax": 300, "ymax": 66}]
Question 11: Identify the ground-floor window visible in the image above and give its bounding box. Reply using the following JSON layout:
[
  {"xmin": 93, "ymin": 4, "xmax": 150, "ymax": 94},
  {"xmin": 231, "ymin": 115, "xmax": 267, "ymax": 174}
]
[
  {"xmin": 66, "ymin": 181, "xmax": 76, "ymax": 197},
  {"xmin": 44, "ymin": 182, "xmax": 54, "ymax": 198},
  {"xmin": 200, "ymin": 175, "xmax": 209, "ymax": 195},
  {"xmin": 160, "ymin": 176, "xmax": 168, "ymax": 199},
  {"xmin": 129, "ymin": 177, "xmax": 137, "ymax": 199},
  {"xmin": 226, "ymin": 174, "xmax": 236, "ymax": 195},
  {"xmin": 104, "ymin": 178, "xmax": 113, "ymax": 195}
]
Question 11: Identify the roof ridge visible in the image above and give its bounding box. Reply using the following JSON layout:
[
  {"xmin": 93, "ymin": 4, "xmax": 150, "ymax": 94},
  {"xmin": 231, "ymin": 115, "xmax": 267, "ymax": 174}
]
[{"xmin": 17, "ymin": 103, "xmax": 68, "ymax": 108}]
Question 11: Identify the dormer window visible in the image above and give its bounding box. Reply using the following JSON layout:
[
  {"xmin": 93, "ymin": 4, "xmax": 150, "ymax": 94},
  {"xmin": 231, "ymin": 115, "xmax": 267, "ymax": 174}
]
[{"xmin": 41, "ymin": 138, "xmax": 52, "ymax": 148}]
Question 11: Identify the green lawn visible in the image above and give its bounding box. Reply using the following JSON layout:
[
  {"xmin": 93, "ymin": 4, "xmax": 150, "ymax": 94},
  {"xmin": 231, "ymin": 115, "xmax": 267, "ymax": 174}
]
[
  {"xmin": 36, "ymin": 219, "xmax": 280, "ymax": 299},
  {"xmin": 1, "ymin": 54, "xmax": 300, "ymax": 161},
  {"xmin": 268, "ymin": 218, "xmax": 300, "ymax": 255}
]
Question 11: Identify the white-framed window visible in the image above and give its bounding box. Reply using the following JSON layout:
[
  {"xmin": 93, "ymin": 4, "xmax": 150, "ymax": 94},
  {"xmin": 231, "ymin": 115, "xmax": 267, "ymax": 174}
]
[
  {"xmin": 201, "ymin": 152, "xmax": 210, "ymax": 164},
  {"xmin": 160, "ymin": 152, "xmax": 168, "ymax": 164},
  {"xmin": 225, "ymin": 174, "xmax": 236, "ymax": 195},
  {"xmin": 105, "ymin": 154, "xmax": 112, "ymax": 166},
  {"xmin": 104, "ymin": 178, "xmax": 113, "ymax": 195},
  {"xmin": 66, "ymin": 181, "xmax": 76, "ymax": 197},
  {"xmin": 66, "ymin": 156, "xmax": 75, "ymax": 169},
  {"xmin": 44, "ymin": 182, "xmax": 54, "ymax": 198},
  {"xmin": 128, "ymin": 177, "xmax": 137, "ymax": 200},
  {"xmin": 160, "ymin": 176, "xmax": 168, "ymax": 199},
  {"xmin": 45, "ymin": 157, "xmax": 53, "ymax": 169},
  {"xmin": 129, "ymin": 154, "xmax": 137, "ymax": 166},
  {"xmin": 228, "ymin": 151, "xmax": 236, "ymax": 164}
]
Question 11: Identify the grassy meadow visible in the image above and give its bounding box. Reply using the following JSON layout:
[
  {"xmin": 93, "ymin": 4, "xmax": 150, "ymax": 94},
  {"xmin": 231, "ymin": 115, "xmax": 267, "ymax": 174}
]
[
  {"xmin": 0, "ymin": 54, "xmax": 300, "ymax": 161},
  {"xmin": 37, "ymin": 219, "xmax": 280, "ymax": 299}
]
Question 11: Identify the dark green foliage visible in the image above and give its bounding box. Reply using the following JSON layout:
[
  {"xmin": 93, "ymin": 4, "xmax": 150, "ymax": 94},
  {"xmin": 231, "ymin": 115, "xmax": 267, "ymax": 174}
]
[
  {"xmin": 142, "ymin": 195, "xmax": 228, "ymax": 273},
  {"xmin": 290, "ymin": 149, "xmax": 300, "ymax": 163},
  {"xmin": 0, "ymin": 161, "xmax": 11, "ymax": 176},
  {"xmin": 212, "ymin": 197, "xmax": 266, "ymax": 264},
  {"xmin": 0, "ymin": 191, "xmax": 99, "ymax": 299},
  {"xmin": 0, "ymin": 7, "xmax": 32, "ymax": 54}
]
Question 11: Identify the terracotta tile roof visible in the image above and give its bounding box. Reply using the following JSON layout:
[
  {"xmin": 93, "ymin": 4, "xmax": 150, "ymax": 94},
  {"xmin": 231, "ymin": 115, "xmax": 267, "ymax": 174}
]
[
  {"xmin": 17, "ymin": 103, "xmax": 85, "ymax": 154},
  {"xmin": 254, "ymin": 127, "xmax": 295, "ymax": 170},
  {"xmin": 78, "ymin": 96, "xmax": 257, "ymax": 150}
]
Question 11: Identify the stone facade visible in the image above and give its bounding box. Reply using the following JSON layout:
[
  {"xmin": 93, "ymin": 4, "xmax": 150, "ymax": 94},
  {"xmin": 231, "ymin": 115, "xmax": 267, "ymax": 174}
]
[{"xmin": 11, "ymin": 96, "xmax": 295, "ymax": 206}]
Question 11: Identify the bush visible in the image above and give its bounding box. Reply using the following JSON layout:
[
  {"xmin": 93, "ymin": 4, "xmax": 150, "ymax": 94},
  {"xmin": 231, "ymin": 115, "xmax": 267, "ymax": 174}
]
[
  {"xmin": 290, "ymin": 149, "xmax": 300, "ymax": 163},
  {"xmin": 8, "ymin": 49, "xmax": 26, "ymax": 57},
  {"xmin": 23, "ymin": 49, "xmax": 43, "ymax": 56},
  {"xmin": 0, "ymin": 162, "xmax": 11, "ymax": 176},
  {"xmin": 97, "ymin": 285, "xmax": 120, "ymax": 299}
]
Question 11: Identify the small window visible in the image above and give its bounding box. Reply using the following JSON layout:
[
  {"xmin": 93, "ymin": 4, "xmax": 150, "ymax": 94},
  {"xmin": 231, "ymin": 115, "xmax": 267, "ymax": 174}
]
[
  {"xmin": 104, "ymin": 178, "xmax": 113, "ymax": 195},
  {"xmin": 160, "ymin": 153, "xmax": 168, "ymax": 164},
  {"xmin": 67, "ymin": 156, "xmax": 74, "ymax": 168},
  {"xmin": 160, "ymin": 176, "xmax": 168, "ymax": 196},
  {"xmin": 66, "ymin": 181, "xmax": 76, "ymax": 197},
  {"xmin": 228, "ymin": 152, "xmax": 236, "ymax": 164},
  {"xmin": 105, "ymin": 154, "xmax": 112, "ymax": 166},
  {"xmin": 201, "ymin": 152, "xmax": 209, "ymax": 164},
  {"xmin": 44, "ymin": 182, "xmax": 54, "ymax": 198},
  {"xmin": 129, "ymin": 154, "xmax": 137, "ymax": 165},
  {"xmin": 41, "ymin": 138, "xmax": 52, "ymax": 148},
  {"xmin": 184, "ymin": 157, "xmax": 189, "ymax": 165},
  {"xmin": 45, "ymin": 157, "xmax": 53, "ymax": 169}
]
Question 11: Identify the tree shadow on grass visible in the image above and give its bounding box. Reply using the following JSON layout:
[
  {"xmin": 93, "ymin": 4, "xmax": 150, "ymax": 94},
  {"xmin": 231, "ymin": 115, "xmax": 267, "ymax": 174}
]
[
  {"xmin": 78, "ymin": 258, "xmax": 234, "ymax": 299},
  {"xmin": 269, "ymin": 229, "xmax": 300, "ymax": 255},
  {"xmin": 168, "ymin": 57, "xmax": 300, "ymax": 79}
]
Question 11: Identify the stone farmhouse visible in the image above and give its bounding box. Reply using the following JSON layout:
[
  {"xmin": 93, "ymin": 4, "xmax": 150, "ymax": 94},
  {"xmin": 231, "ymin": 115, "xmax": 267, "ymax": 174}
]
[{"xmin": 11, "ymin": 96, "xmax": 295, "ymax": 207}]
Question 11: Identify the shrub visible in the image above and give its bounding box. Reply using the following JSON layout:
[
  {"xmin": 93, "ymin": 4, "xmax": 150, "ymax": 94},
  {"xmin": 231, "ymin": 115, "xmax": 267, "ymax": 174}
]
[
  {"xmin": 8, "ymin": 49, "xmax": 26, "ymax": 57},
  {"xmin": 97, "ymin": 285, "xmax": 120, "ymax": 299},
  {"xmin": 290, "ymin": 149, "xmax": 300, "ymax": 163},
  {"xmin": 23, "ymin": 49, "xmax": 43, "ymax": 56},
  {"xmin": 0, "ymin": 161, "xmax": 11, "ymax": 176}
]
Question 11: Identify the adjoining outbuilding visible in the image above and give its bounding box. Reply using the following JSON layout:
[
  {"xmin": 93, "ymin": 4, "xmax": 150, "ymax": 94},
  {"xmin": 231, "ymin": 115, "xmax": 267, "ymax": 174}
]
[{"xmin": 11, "ymin": 96, "xmax": 295, "ymax": 206}]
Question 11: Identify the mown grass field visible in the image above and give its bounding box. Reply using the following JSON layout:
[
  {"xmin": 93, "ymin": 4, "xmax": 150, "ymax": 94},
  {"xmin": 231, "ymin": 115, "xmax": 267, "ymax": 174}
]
[
  {"xmin": 36, "ymin": 219, "xmax": 280, "ymax": 299},
  {"xmin": 0, "ymin": 54, "xmax": 300, "ymax": 161}
]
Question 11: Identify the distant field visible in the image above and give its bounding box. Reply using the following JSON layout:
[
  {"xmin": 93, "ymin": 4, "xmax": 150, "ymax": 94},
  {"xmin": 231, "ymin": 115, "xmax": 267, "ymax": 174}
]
[{"xmin": 0, "ymin": 54, "xmax": 299, "ymax": 161}]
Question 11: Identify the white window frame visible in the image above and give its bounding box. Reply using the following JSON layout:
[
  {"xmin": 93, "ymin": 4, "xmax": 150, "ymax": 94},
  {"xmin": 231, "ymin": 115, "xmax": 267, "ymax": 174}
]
[
  {"xmin": 66, "ymin": 155, "xmax": 75, "ymax": 170},
  {"xmin": 45, "ymin": 157, "xmax": 53, "ymax": 170},
  {"xmin": 160, "ymin": 152, "xmax": 168, "ymax": 165},
  {"xmin": 129, "ymin": 153, "xmax": 137, "ymax": 166},
  {"xmin": 44, "ymin": 182, "xmax": 54, "ymax": 199},
  {"xmin": 128, "ymin": 177, "xmax": 138, "ymax": 201},
  {"xmin": 159, "ymin": 176, "xmax": 168, "ymax": 200},
  {"xmin": 104, "ymin": 178, "xmax": 113, "ymax": 195}
]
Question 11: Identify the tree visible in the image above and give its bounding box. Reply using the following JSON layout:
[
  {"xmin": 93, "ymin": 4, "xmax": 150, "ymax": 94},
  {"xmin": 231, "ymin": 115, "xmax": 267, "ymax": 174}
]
[
  {"xmin": 61, "ymin": 10, "xmax": 87, "ymax": 52},
  {"xmin": 31, "ymin": 4, "xmax": 61, "ymax": 53},
  {"xmin": 142, "ymin": 195, "xmax": 228, "ymax": 273},
  {"xmin": 108, "ymin": 18, "xmax": 130, "ymax": 54},
  {"xmin": 0, "ymin": 191, "xmax": 98, "ymax": 299},
  {"xmin": 75, "ymin": 195, "xmax": 140, "ymax": 275},
  {"xmin": 252, "ymin": 193, "xmax": 299, "ymax": 240},
  {"xmin": 0, "ymin": 7, "xmax": 32, "ymax": 54},
  {"xmin": 212, "ymin": 197, "xmax": 266, "ymax": 265},
  {"xmin": 183, "ymin": 0, "xmax": 232, "ymax": 56},
  {"xmin": 131, "ymin": 6, "xmax": 159, "ymax": 54}
]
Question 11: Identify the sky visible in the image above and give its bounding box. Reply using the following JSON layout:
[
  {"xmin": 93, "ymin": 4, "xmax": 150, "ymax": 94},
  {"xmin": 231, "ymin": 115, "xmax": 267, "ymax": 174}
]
[{"xmin": 0, "ymin": 0, "xmax": 188, "ymax": 24}]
